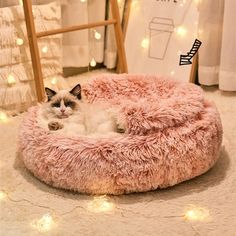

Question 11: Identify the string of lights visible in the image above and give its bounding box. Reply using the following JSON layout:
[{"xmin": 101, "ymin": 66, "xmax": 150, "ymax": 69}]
[{"xmin": 0, "ymin": 187, "xmax": 211, "ymax": 233}]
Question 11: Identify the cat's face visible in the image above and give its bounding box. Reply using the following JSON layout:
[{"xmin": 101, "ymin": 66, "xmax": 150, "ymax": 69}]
[{"xmin": 45, "ymin": 84, "xmax": 81, "ymax": 119}]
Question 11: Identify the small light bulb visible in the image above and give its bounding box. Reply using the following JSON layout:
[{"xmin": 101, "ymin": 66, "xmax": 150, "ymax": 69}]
[
  {"xmin": 0, "ymin": 112, "xmax": 9, "ymax": 123},
  {"xmin": 141, "ymin": 38, "xmax": 149, "ymax": 49},
  {"xmin": 94, "ymin": 31, "xmax": 102, "ymax": 40},
  {"xmin": 132, "ymin": 0, "xmax": 139, "ymax": 9},
  {"xmin": 180, "ymin": 3, "xmax": 184, "ymax": 7},
  {"xmin": 198, "ymin": 29, "xmax": 203, "ymax": 35},
  {"xmin": 87, "ymin": 195, "xmax": 114, "ymax": 213},
  {"xmin": 194, "ymin": 0, "xmax": 201, "ymax": 4},
  {"xmin": 16, "ymin": 38, "xmax": 24, "ymax": 46},
  {"xmin": 175, "ymin": 26, "xmax": 187, "ymax": 37},
  {"xmin": 42, "ymin": 46, "xmax": 48, "ymax": 53},
  {"xmin": 51, "ymin": 78, "xmax": 57, "ymax": 85},
  {"xmin": 0, "ymin": 190, "xmax": 7, "ymax": 200},
  {"xmin": 7, "ymin": 74, "xmax": 16, "ymax": 85},
  {"xmin": 184, "ymin": 206, "xmax": 209, "ymax": 221},
  {"xmin": 80, "ymin": 0, "xmax": 86, "ymax": 2},
  {"xmin": 90, "ymin": 58, "xmax": 97, "ymax": 67},
  {"xmin": 170, "ymin": 71, "xmax": 175, "ymax": 76},
  {"xmin": 31, "ymin": 213, "xmax": 54, "ymax": 233},
  {"xmin": 19, "ymin": 0, "xmax": 23, "ymax": 5}
]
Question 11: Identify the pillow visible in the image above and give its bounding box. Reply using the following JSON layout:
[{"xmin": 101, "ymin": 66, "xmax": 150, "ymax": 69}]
[{"xmin": 0, "ymin": 2, "xmax": 64, "ymax": 114}]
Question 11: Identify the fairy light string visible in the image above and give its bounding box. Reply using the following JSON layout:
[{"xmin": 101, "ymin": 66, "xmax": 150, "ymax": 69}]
[{"xmin": 1, "ymin": 187, "xmax": 211, "ymax": 233}]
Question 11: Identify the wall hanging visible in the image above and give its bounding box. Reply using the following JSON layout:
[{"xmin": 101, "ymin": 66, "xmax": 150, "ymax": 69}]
[{"xmin": 125, "ymin": 0, "xmax": 199, "ymax": 82}]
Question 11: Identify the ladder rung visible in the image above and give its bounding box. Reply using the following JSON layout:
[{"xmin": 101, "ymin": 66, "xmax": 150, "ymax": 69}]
[{"xmin": 36, "ymin": 19, "xmax": 117, "ymax": 38}]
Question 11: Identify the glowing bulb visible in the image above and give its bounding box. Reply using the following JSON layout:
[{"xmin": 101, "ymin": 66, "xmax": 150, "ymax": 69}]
[
  {"xmin": 94, "ymin": 31, "xmax": 102, "ymax": 40},
  {"xmin": 141, "ymin": 38, "xmax": 149, "ymax": 49},
  {"xmin": 50, "ymin": 77, "xmax": 57, "ymax": 85},
  {"xmin": 7, "ymin": 74, "xmax": 16, "ymax": 85},
  {"xmin": 90, "ymin": 58, "xmax": 97, "ymax": 67},
  {"xmin": 184, "ymin": 206, "xmax": 210, "ymax": 221},
  {"xmin": 180, "ymin": 0, "xmax": 186, "ymax": 6},
  {"xmin": 87, "ymin": 196, "xmax": 114, "ymax": 213},
  {"xmin": 80, "ymin": 0, "xmax": 86, "ymax": 2},
  {"xmin": 16, "ymin": 38, "xmax": 24, "ymax": 46},
  {"xmin": 132, "ymin": 0, "xmax": 139, "ymax": 10},
  {"xmin": 0, "ymin": 190, "xmax": 7, "ymax": 200},
  {"xmin": 194, "ymin": 0, "xmax": 201, "ymax": 4},
  {"xmin": 42, "ymin": 46, "xmax": 48, "ymax": 53},
  {"xmin": 198, "ymin": 29, "xmax": 203, "ymax": 35},
  {"xmin": 0, "ymin": 112, "xmax": 9, "ymax": 123},
  {"xmin": 19, "ymin": 0, "xmax": 23, "ymax": 5},
  {"xmin": 31, "ymin": 213, "xmax": 54, "ymax": 233},
  {"xmin": 175, "ymin": 26, "xmax": 187, "ymax": 37},
  {"xmin": 170, "ymin": 71, "xmax": 175, "ymax": 76}
]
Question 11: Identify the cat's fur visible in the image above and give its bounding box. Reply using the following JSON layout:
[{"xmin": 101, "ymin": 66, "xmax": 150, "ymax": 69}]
[{"xmin": 37, "ymin": 84, "xmax": 123, "ymax": 137}]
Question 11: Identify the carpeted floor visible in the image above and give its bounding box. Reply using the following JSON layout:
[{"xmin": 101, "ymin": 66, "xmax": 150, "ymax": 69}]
[{"xmin": 0, "ymin": 71, "xmax": 236, "ymax": 236}]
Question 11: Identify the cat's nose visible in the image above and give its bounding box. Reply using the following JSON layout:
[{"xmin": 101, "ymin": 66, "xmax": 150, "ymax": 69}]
[{"xmin": 61, "ymin": 109, "xmax": 65, "ymax": 113}]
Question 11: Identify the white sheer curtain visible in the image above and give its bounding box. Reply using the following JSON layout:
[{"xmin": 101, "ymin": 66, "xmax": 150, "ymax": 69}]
[
  {"xmin": 62, "ymin": 0, "xmax": 125, "ymax": 69},
  {"xmin": 198, "ymin": 0, "xmax": 236, "ymax": 91},
  {"xmin": 104, "ymin": 0, "xmax": 125, "ymax": 69},
  {"xmin": 61, "ymin": 0, "xmax": 106, "ymax": 67}
]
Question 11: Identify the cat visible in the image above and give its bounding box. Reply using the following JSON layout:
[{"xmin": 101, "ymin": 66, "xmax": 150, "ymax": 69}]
[{"xmin": 37, "ymin": 84, "xmax": 125, "ymax": 137}]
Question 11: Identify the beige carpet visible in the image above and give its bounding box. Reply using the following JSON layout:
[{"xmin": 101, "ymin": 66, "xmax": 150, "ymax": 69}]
[{"xmin": 0, "ymin": 72, "xmax": 236, "ymax": 236}]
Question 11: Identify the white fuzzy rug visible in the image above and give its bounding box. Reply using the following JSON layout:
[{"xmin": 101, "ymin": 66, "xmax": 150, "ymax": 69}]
[{"xmin": 0, "ymin": 72, "xmax": 236, "ymax": 236}]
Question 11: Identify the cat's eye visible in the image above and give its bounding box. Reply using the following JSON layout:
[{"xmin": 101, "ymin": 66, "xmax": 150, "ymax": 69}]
[
  {"xmin": 52, "ymin": 102, "xmax": 60, "ymax": 108},
  {"xmin": 65, "ymin": 101, "xmax": 75, "ymax": 108}
]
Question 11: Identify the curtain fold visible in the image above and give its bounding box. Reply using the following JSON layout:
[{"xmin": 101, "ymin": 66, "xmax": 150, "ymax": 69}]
[
  {"xmin": 218, "ymin": 0, "xmax": 236, "ymax": 91},
  {"xmin": 198, "ymin": 0, "xmax": 236, "ymax": 91},
  {"xmin": 104, "ymin": 0, "xmax": 125, "ymax": 69},
  {"xmin": 61, "ymin": 0, "xmax": 90, "ymax": 67},
  {"xmin": 61, "ymin": 0, "xmax": 107, "ymax": 67}
]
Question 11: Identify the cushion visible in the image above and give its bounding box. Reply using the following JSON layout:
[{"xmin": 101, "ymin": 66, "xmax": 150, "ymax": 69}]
[{"xmin": 19, "ymin": 74, "xmax": 223, "ymax": 195}]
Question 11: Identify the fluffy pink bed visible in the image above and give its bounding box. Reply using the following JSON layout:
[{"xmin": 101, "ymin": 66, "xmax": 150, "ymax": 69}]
[{"xmin": 19, "ymin": 74, "xmax": 223, "ymax": 195}]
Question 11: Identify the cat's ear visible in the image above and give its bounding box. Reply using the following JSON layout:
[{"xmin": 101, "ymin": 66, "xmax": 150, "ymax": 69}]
[
  {"xmin": 70, "ymin": 84, "xmax": 81, "ymax": 100},
  {"xmin": 45, "ymin": 87, "xmax": 56, "ymax": 101}
]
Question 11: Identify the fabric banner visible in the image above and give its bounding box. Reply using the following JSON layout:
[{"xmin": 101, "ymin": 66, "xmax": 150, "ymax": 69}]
[{"xmin": 125, "ymin": 0, "xmax": 199, "ymax": 82}]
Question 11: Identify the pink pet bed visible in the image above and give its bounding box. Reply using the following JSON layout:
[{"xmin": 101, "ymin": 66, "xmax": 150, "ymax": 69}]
[{"xmin": 19, "ymin": 74, "xmax": 223, "ymax": 195}]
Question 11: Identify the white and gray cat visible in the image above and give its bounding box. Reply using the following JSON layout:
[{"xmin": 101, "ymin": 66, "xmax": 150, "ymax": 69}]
[{"xmin": 37, "ymin": 84, "xmax": 125, "ymax": 136}]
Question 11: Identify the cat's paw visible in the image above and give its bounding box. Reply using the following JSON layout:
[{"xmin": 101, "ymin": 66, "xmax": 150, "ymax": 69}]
[
  {"xmin": 117, "ymin": 122, "xmax": 126, "ymax": 133},
  {"xmin": 48, "ymin": 121, "xmax": 64, "ymax": 131}
]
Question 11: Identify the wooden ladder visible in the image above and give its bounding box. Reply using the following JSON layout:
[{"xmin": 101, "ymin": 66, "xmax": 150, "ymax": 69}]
[{"xmin": 22, "ymin": 0, "xmax": 128, "ymax": 102}]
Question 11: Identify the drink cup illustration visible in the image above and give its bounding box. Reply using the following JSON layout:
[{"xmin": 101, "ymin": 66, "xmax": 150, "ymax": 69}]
[{"xmin": 149, "ymin": 17, "xmax": 174, "ymax": 60}]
